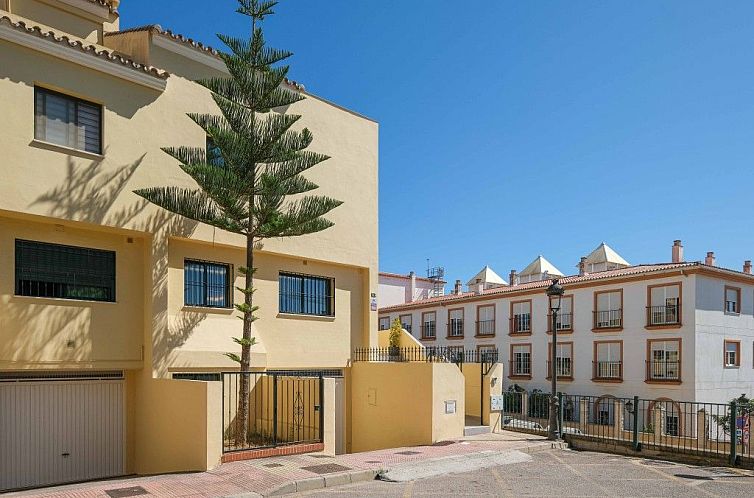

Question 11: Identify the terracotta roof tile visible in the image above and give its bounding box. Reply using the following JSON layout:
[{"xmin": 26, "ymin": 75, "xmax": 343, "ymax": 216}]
[
  {"xmin": 379, "ymin": 262, "xmax": 753, "ymax": 312},
  {"xmin": 1, "ymin": 16, "xmax": 167, "ymax": 80}
]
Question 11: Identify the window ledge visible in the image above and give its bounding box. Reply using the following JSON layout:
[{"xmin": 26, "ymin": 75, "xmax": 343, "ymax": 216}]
[
  {"xmin": 30, "ymin": 139, "xmax": 104, "ymax": 161},
  {"xmin": 592, "ymin": 378, "xmax": 623, "ymax": 383},
  {"xmin": 724, "ymin": 365, "xmax": 740, "ymax": 369},
  {"xmin": 277, "ymin": 312, "xmax": 335, "ymax": 322},
  {"xmin": 509, "ymin": 332, "xmax": 532, "ymax": 337},
  {"xmin": 182, "ymin": 305, "xmax": 234, "ymax": 315},
  {"xmin": 508, "ymin": 374, "xmax": 532, "ymax": 380},
  {"xmin": 446, "ymin": 336, "xmax": 465, "ymax": 340},
  {"xmin": 645, "ymin": 324, "xmax": 682, "ymax": 330},
  {"xmin": 12, "ymin": 294, "xmax": 117, "ymax": 305},
  {"xmin": 546, "ymin": 330, "xmax": 573, "ymax": 335},
  {"xmin": 474, "ymin": 334, "xmax": 496, "ymax": 338},
  {"xmin": 644, "ymin": 379, "xmax": 682, "ymax": 385},
  {"xmin": 592, "ymin": 327, "xmax": 623, "ymax": 333}
]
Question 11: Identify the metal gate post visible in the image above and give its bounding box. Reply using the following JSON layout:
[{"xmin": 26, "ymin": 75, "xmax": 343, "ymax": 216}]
[
  {"xmin": 319, "ymin": 373, "xmax": 325, "ymax": 443},
  {"xmin": 558, "ymin": 392, "xmax": 564, "ymax": 435},
  {"xmin": 632, "ymin": 395, "xmax": 640, "ymax": 451},
  {"xmin": 730, "ymin": 401, "xmax": 737, "ymax": 466},
  {"xmin": 272, "ymin": 374, "xmax": 278, "ymax": 447}
]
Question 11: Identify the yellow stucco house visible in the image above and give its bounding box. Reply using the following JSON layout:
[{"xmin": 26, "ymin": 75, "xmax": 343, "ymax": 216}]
[{"xmin": 0, "ymin": 0, "xmax": 380, "ymax": 489}]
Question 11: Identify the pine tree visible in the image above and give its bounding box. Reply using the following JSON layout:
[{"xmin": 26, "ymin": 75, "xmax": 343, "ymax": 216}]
[{"xmin": 134, "ymin": 0, "xmax": 341, "ymax": 445}]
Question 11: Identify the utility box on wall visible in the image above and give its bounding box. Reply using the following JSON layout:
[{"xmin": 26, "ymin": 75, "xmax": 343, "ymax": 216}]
[{"xmin": 490, "ymin": 395, "xmax": 504, "ymax": 412}]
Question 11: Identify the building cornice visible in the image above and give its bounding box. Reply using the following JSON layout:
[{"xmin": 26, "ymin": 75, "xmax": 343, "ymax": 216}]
[{"xmin": 0, "ymin": 16, "xmax": 167, "ymax": 91}]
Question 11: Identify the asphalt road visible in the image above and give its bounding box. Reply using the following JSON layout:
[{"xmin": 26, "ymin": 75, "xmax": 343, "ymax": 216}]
[{"xmin": 295, "ymin": 449, "xmax": 754, "ymax": 497}]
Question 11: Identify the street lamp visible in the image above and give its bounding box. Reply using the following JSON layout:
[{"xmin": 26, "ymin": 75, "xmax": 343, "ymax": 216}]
[{"xmin": 546, "ymin": 278, "xmax": 565, "ymax": 441}]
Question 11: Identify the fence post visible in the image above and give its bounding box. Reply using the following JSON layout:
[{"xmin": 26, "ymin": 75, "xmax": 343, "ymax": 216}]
[
  {"xmin": 521, "ymin": 392, "xmax": 529, "ymax": 416},
  {"xmin": 272, "ymin": 373, "xmax": 278, "ymax": 447},
  {"xmin": 558, "ymin": 392, "xmax": 564, "ymax": 435},
  {"xmin": 319, "ymin": 373, "xmax": 325, "ymax": 444},
  {"xmin": 696, "ymin": 408, "xmax": 707, "ymax": 449},
  {"xmin": 730, "ymin": 401, "xmax": 737, "ymax": 466},
  {"xmin": 614, "ymin": 399, "xmax": 624, "ymax": 438},
  {"xmin": 632, "ymin": 396, "xmax": 640, "ymax": 451}
]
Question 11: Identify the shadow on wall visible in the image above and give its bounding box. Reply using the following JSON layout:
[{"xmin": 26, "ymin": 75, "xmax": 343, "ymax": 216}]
[{"xmin": 3, "ymin": 149, "xmax": 209, "ymax": 372}]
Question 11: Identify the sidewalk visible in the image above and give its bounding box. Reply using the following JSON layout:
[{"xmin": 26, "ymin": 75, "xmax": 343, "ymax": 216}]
[{"xmin": 6, "ymin": 432, "xmax": 552, "ymax": 498}]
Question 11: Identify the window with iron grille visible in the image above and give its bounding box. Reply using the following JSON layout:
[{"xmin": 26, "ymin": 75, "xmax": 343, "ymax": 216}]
[
  {"xmin": 15, "ymin": 239, "xmax": 115, "ymax": 302},
  {"xmin": 279, "ymin": 272, "xmax": 334, "ymax": 317},
  {"xmin": 34, "ymin": 87, "xmax": 102, "ymax": 154},
  {"xmin": 184, "ymin": 260, "xmax": 232, "ymax": 308}
]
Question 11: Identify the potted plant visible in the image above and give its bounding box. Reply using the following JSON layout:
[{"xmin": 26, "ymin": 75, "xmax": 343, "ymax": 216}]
[{"xmin": 388, "ymin": 318, "xmax": 402, "ymax": 361}]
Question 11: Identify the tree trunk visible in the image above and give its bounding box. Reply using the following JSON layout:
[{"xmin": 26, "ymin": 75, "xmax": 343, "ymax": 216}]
[{"xmin": 235, "ymin": 232, "xmax": 255, "ymax": 446}]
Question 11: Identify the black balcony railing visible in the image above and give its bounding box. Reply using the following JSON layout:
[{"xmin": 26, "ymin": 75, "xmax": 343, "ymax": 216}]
[
  {"xmin": 647, "ymin": 305, "xmax": 681, "ymax": 326},
  {"xmin": 593, "ymin": 361, "xmax": 622, "ymax": 380},
  {"xmin": 447, "ymin": 320, "xmax": 464, "ymax": 337},
  {"xmin": 353, "ymin": 346, "xmax": 498, "ymax": 364},
  {"xmin": 647, "ymin": 360, "xmax": 681, "ymax": 381},
  {"xmin": 593, "ymin": 309, "xmax": 622, "ymax": 329},
  {"xmin": 421, "ymin": 323, "xmax": 436, "ymax": 338},
  {"xmin": 546, "ymin": 359, "xmax": 573, "ymax": 378},
  {"xmin": 547, "ymin": 312, "xmax": 573, "ymax": 332},
  {"xmin": 510, "ymin": 314, "xmax": 531, "ymax": 334},
  {"xmin": 476, "ymin": 319, "xmax": 495, "ymax": 336}
]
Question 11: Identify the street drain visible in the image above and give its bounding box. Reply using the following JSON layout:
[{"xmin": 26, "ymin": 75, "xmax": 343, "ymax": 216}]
[
  {"xmin": 301, "ymin": 463, "xmax": 352, "ymax": 474},
  {"xmin": 308, "ymin": 454, "xmax": 334, "ymax": 459},
  {"xmin": 433, "ymin": 441, "xmax": 456, "ymax": 446},
  {"xmin": 105, "ymin": 486, "xmax": 149, "ymax": 498},
  {"xmin": 395, "ymin": 451, "xmax": 422, "ymax": 455},
  {"xmin": 263, "ymin": 463, "xmax": 284, "ymax": 468},
  {"xmin": 365, "ymin": 460, "xmax": 382, "ymax": 463},
  {"xmin": 675, "ymin": 474, "xmax": 713, "ymax": 481}
]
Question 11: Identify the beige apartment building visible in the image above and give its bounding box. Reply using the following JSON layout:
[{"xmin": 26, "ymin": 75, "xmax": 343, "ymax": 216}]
[
  {"xmin": 0, "ymin": 0, "xmax": 378, "ymax": 490},
  {"xmin": 380, "ymin": 242, "xmax": 754, "ymax": 412}
]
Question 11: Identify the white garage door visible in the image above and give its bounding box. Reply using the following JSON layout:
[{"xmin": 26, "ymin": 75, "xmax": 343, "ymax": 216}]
[{"xmin": 0, "ymin": 373, "xmax": 125, "ymax": 491}]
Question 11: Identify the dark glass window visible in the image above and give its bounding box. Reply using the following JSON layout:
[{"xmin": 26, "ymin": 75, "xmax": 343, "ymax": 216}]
[
  {"xmin": 34, "ymin": 87, "xmax": 102, "ymax": 154},
  {"xmin": 279, "ymin": 272, "xmax": 334, "ymax": 317},
  {"xmin": 184, "ymin": 260, "xmax": 231, "ymax": 308},
  {"xmin": 15, "ymin": 239, "xmax": 115, "ymax": 302}
]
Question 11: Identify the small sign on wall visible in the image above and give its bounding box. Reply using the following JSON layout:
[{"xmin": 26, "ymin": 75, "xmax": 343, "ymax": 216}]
[
  {"xmin": 370, "ymin": 293, "xmax": 377, "ymax": 312},
  {"xmin": 445, "ymin": 400, "xmax": 457, "ymax": 414},
  {"xmin": 490, "ymin": 395, "xmax": 505, "ymax": 412}
]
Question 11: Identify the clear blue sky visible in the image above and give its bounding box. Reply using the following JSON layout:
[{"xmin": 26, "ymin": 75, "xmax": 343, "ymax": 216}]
[{"xmin": 121, "ymin": 1, "xmax": 754, "ymax": 282}]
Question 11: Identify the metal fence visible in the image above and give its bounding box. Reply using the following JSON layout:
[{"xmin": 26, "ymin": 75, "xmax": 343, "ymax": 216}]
[
  {"xmin": 221, "ymin": 372, "xmax": 323, "ymax": 454},
  {"xmin": 352, "ymin": 347, "xmax": 498, "ymax": 364},
  {"xmin": 499, "ymin": 391, "xmax": 753, "ymax": 467}
]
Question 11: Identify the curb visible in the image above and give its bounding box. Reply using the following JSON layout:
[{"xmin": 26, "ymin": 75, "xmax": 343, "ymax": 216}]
[{"xmin": 262, "ymin": 469, "xmax": 379, "ymax": 496}]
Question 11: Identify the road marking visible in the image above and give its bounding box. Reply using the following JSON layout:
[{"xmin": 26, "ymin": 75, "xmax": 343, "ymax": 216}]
[
  {"xmin": 548, "ymin": 450, "xmax": 617, "ymax": 496},
  {"xmin": 490, "ymin": 467, "xmax": 513, "ymax": 497},
  {"xmin": 629, "ymin": 459, "xmax": 720, "ymax": 497},
  {"xmin": 402, "ymin": 480, "xmax": 414, "ymax": 498}
]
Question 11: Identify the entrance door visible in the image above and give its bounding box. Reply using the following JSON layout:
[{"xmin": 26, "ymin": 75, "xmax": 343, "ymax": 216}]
[{"xmin": 0, "ymin": 376, "xmax": 125, "ymax": 491}]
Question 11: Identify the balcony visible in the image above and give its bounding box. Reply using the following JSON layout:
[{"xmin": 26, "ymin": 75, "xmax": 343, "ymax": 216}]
[
  {"xmin": 476, "ymin": 319, "xmax": 495, "ymax": 336},
  {"xmin": 646, "ymin": 360, "xmax": 681, "ymax": 382},
  {"xmin": 547, "ymin": 312, "xmax": 573, "ymax": 333},
  {"xmin": 592, "ymin": 361, "xmax": 622, "ymax": 381},
  {"xmin": 447, "ymin": 320, "xmax": 464, "ymax": 338},
  {"xmin": 646, "ymin": 304, "xmax": 681, "ymax": 327},
  {"xmin": 593, "ymin": 309, "xmax": 622, "ymax": 330},
  {"xmin": 546, "ymin": 359, "xmax": 573, "ymax": 379},
  {"xmin": 420, "ymin": 323, "xmax": 436, "ymax": 339},
  {"xmin": 510, "ymin": 314, "xmax": 531, "ymax": 335}
]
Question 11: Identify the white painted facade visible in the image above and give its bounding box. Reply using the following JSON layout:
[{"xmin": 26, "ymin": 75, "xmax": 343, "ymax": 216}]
[
  {"xmin": 379, "ymin": 264, "xmax": 754, "ymax": 405},
  {"xmin": 378, "ymin": 272, "xmax": 444, "ymax": 309}
]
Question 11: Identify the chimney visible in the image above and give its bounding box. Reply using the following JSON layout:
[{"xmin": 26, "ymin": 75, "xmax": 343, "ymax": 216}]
[
  {"xmin": 409, "ymin": 271, "xmax": 417, "ymax": 302},
  {"xmin": 509, "ymin": 270, "xmax": 517, "ymax": 286},
  {"xmin": 454, "ymin": 279, "xmax": 462, "ymax": 295},
  {"xmin": 672, "ymin": 240, "xmax": 684, "ymax": 263},
  {"xmin": 705, "ymin": 252, "xmax": 716, "ymax": 266},
  {"xmin": 744, "ymin": 261, "xmax": 752, "ymax": 275},
  {"xmin": 578, "ymin": 257, "xmax": 587, "ymax": 276}
]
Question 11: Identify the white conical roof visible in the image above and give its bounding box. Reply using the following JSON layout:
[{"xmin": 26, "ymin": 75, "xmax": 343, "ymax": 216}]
[
  {"xmin": 519, "ymin": 255, "xmax": 564, "ymax": 277},
  {"xmin": 466, "ymin": 265, "xmax": 508, "ymax": 286},
  {"xmin": 583, "ymin": 242, "xmax": 630, "ymax": 266}
]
